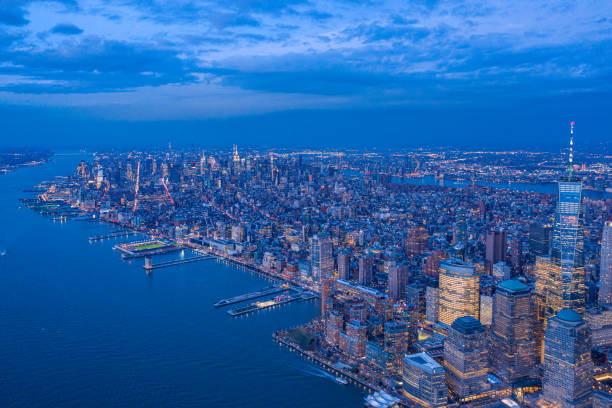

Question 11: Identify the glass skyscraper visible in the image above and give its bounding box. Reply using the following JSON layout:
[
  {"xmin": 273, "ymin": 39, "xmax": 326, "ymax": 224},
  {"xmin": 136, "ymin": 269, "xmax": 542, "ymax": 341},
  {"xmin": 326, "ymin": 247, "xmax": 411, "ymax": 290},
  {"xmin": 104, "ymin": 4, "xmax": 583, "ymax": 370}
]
[
  {"xmin": 438, "ymin": 259, "xmax": 480, "ymax": 326},
  {"xmin": 599, "ymin": 221, "xmax": 612, "ymax": 307},
  {"xmin": 490, "ymin": 279, "xmax": 536, "ymax": 382},
  {"xmin": 548, "ymin": 180, "xmax": 586, "ymax": 317},
  {"xmin": 542, "ymin": 308, "xmax": 593, "ymax": 408}
]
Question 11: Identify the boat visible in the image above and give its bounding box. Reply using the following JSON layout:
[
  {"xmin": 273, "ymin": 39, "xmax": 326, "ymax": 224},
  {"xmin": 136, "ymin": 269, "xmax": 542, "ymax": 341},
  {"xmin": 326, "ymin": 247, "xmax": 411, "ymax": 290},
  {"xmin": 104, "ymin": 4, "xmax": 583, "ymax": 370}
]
[{"xmin": 335, "ymin": 377, "xmax": 348, "ymax": 385}]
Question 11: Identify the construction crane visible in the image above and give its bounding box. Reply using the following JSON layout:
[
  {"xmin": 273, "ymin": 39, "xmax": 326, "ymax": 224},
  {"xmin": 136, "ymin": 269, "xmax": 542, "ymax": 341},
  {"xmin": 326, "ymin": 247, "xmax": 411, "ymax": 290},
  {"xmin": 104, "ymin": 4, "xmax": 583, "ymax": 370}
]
[{"xmin": 133, "ymin": 160, "xmax": 140, "ymax": 211}]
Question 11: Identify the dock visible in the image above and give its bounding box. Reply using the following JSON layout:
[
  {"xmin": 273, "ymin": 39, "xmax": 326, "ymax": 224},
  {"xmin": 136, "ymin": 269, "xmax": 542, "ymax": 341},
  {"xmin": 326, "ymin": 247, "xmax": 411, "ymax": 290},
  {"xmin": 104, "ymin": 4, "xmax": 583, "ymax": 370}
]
[
  {"xmin": 226, "ymin": 291, "xmax": 316, "ymax": 317},
  {"xmin": 214, "ymin": 286, "xmax": 287, "ymax": 308},
  {"xmin": 89, "ymin": 230, "xmax": 138, "ymax": 241},
  {"xmin": 142, "ymin": 255, "xmax": 214, "ymax": 270}
]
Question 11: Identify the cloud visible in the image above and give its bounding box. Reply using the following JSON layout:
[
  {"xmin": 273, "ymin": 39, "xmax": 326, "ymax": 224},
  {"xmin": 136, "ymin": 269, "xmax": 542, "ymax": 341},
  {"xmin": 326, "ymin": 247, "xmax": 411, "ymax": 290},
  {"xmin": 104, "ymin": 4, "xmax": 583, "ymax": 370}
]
[{"xmin": 51, "ymin": 23, "xmax": 83, "ymax": 35}]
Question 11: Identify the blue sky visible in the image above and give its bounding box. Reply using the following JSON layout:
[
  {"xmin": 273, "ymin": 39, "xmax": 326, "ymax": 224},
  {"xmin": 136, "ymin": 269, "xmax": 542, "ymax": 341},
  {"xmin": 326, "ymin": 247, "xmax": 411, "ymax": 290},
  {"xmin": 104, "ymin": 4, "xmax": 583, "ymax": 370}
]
[{"xmin": 0, "ymin": 0, "xmax": 611, "ymax": 148}]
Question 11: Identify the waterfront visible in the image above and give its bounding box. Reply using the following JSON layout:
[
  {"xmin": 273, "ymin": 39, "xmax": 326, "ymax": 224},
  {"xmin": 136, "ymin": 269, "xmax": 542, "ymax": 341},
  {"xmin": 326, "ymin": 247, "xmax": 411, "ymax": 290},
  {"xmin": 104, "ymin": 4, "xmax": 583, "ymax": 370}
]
[{"xmin": 0, "ymin": 153, "xmax": 364, "ymax": 407}]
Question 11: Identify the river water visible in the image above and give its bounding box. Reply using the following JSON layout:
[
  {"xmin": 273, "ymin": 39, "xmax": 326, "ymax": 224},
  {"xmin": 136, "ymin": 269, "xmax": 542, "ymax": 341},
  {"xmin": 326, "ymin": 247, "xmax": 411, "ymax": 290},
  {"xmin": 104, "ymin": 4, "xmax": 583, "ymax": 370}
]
[{"xmin": 0, "ymin": 153, "xmax": 364, "ymax": 407}]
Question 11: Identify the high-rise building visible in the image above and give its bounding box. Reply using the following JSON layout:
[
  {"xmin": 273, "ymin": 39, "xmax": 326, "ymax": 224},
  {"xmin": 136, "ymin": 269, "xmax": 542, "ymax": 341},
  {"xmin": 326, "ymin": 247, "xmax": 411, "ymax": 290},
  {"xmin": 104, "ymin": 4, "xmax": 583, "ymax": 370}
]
[
  {"xmin": 359, "ymin": 255, "xmax": 373, "ymax": 286},
  {"xmin": 337, "ymin": 250, "xmax": 350, "ymax": 281},
  {"xmin": 529, "ymin": 224, "xmax": 552, "ymax": 262},
  {"xmin": 402, "ymin": 352, "xmax": 448, "ymax": 408},
  {"xmin": 479, "ymin": 295, "xmax": 492, "ymax": 327},
  {"xmin": 453, "ymin": 219, "xmax": 468, "ymax": 246},
  {"xmin": 542, "ymin": 308, "xmax": 593, "ymax": 408},
  {"xmin": 599, "ymin": 221, "xmax": 612, "ymax": 307},
  {"xmin": 320, "ymin": 278, "xmax": 334, "ymax": 317},
  {"xmin": 406, "ymin": 225, "xmax": 429, "ymax": 256},
  {"xmin": 510, "ymin": 237, "xmax": 523, "ymax": 276},
  {"xmin": 407, "ymin": 283, "xmax": 426, "ymax": 322},
  {"xmin": 444, "ymin": 316, "xmax": 489, "ymax": 399},
  {"xmin": 388, "ymin": 262, "xmax": 409, "ymax": 301},
  {"xmin": 384, "ymin": 321, "xmax": 409, "ymax": 373},
  {"xmin": 490, "ymin": 279, "xmax": 536, "ymax": 382},
  {"xmin": 548, "ymin": 179, "xmax": 586, "ymax": 317},
  {"xmin": 423, "ymin": 250, "xmax": 448, "ymax": 278},
  {"xmin": 438, "ymin": 259, "xmax": 480, "ymax": 326},
  {"xmin": 425, "ymin": 286, "xmax": 439, "ymax": 325},
  {"xmin": 311, "ymin": 234, "xmax": 333, "ymax": 282},
  {"xmin": 486, "ymin": 230, "xmax": 507, "ymax": 272}
]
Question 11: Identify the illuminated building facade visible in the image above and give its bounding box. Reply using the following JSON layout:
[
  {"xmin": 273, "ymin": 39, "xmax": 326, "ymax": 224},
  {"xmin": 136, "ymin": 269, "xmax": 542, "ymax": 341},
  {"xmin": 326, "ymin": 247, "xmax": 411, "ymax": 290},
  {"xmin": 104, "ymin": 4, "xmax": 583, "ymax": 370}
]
[
  {"xmin": 438, "ymin": 259, "xmax": 480, "ymax": 326},
  {"xmin": 337, "ymin": 250, "xmax": 350, "ymax": 281},
  {"xmin": 388, "ymin": 262, "xmax": 409, "ymax": 301},
  {"xmin": 384, "ymin": 321, "xmax": 409, "ymax": 373},
  {"xmin": 444, "ymin": 316, "xmax": 489, "ymax": 399},
  {"xmin": 599, "ymin": 221, "xmax": 612, "ymax": 307},
  {"xmin": 359, "ymin": 255, "xmax": 373, "ymax": 286},
  {"xmin": 311, "ymin": 234, "xmax": 333, "ymax": 282},
  {"xmin": 490, "ymin": 279, "xmax": 536, "ymax": 382},
  {"xmin": 542, "ymin": 309, "xmax": 593, "ymax": 408},
  {"xmin": 548, "ymin": 181, "xmax": 586, "ymax": 317},
  {"xmin": 402, "ymin": 352, "xmax": 448, "ymax": 408}
]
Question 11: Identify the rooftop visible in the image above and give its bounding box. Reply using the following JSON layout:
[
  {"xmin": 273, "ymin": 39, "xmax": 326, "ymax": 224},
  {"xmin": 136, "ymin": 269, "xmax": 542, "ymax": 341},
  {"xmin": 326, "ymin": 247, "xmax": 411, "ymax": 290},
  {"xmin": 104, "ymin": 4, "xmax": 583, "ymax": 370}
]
[
  {"xmin": 498, "ymin": 279, "xmax": 528, "ymax": 292},
  {"xmin": 403, "ymin": 352, "xmax": 443, "ymax": 374},
  {"xmin": 556, "ymin": 308, "xmax": 583, "ymax": 323},
  {"xmin": 451, "ymin": 316, "xmax": 485, "ymax": 334}
]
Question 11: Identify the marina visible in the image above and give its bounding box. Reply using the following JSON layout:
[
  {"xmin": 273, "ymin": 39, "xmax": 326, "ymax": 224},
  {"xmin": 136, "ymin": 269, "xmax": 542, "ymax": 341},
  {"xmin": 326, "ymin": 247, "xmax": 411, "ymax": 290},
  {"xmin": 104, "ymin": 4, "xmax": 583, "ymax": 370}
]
[{"xmin": 89, "ymin": 230, "xmax": 139, "ymax": 242}]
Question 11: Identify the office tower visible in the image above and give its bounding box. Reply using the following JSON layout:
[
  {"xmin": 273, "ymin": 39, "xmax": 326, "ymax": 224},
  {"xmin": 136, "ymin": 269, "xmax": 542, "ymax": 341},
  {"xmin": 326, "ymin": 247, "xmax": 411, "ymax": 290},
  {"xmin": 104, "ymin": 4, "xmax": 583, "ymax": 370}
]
[
  {"xmin": 388, "ymin": 262, "xmax": 409, "ymax": 301},
  {"xmin": 586, "ymin": 308, "xmax": 612, "ymax": 348},
  {"xmin": 600, "ymin": 221, "xmax": 612, "ymax": 307},
  {"xmin": 542, "ymin": 308, "xmax": 593, "ymax": 408},
  {"xmin": 529, "ymin": 224, "xmax": 552, "ymax": 262},
  {"xmin": 490, "ymin": 280, "xmax": 536, "ymax": 382},
  {"xmin": 231, "ymin": 225, "xmax": 245, "ymax": 242},
  {"xmin": 479, "ymin": 295, "xmax": 492, "ymax": 326},
  {"xmin": 423, "ymin": 250, "xmax": 448, "ymax": 278},
  {"xmin": 337, "ymin": 250, "xmax": 350, "ymax": 281},
  {"xmin": 438, "ymin": 259, "xmax": 480, "ymax": 326},
  {"xmin": 444, "ymin": 316, "xmax": 489, "ymax": 399},
  {"xmin": 359, "ymin": 255, "xmax": 373, "ymax": 286},
  {"xmin": 407, "ymin": 283, "xmax": 426, "ymax": 322},
  {"xmin": 311, "ymin": 234, "xmax": 333, "ymax": 282},
  {"xmin": 453, "ymin": 219, "xmax": 468, "ymax": 246},
  {"xmin": 406, "ymin": 225, "xmax": 429, "ymax": 256},
  {"xmin": 510, "ymin": 237, "xmax": 523, "ymax": 275},
  {"xmin": 402, "ymin": 352, "xmax": 448, "ymax": 408},
  {"xmin": 486, "ymin": 230, "xmax": 507, "ymax": 271},
  {"xmin": 425, "ymin": 286, "xmax": 439, "ymax": 324},
  {"xmin": 547, "ymin": 185, "xmax": 586, "ymax": 316},
  {"xmin": 384, "ymin": 321, "xmax": 409, "ymax": 373}
]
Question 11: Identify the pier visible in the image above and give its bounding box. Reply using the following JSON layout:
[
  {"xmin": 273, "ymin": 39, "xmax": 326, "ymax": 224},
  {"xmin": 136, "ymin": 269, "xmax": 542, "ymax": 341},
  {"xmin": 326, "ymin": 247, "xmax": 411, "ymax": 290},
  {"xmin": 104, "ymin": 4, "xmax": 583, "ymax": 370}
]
[
  {"xmin": 89, "ymin": 230, "xmax": 138, "ymax": 241},
  {"xmin": 226, "ymin": 292, "xmax": 315, "ymax": 317},
  {"xmin": 214, "ymin": 285, "xmax": 287, "ymax": 308},
  {"xmin": 142, "ymin": 255, "xmax": 214, "ymax": 270}
]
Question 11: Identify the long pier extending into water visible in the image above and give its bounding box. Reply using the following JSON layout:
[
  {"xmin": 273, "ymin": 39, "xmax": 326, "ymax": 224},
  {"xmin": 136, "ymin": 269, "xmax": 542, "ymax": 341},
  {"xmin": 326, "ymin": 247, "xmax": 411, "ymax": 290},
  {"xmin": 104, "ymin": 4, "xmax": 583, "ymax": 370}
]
[
  {"xmin": 89, "ymin": 230, "xmax": 139, "ymax": 241},
  {"xmin": 143, "ymin": 255, "xmax": 214, "ymax": 270},
  {"xmin": 227, "ymin": 292, "xmax": 316, "ymax": 317},
  {"xmin": 214, "ymin": 286, "xmax": 287, "ymax": 307}
]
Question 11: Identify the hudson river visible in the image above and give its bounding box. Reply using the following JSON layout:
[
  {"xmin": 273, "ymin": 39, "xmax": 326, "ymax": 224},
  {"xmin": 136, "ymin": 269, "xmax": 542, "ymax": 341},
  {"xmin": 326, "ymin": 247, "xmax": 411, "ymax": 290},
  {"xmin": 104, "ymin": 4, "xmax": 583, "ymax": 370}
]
[{"xmin": 0, "ymin": 153, "xmax": 364, "ymax": 407}]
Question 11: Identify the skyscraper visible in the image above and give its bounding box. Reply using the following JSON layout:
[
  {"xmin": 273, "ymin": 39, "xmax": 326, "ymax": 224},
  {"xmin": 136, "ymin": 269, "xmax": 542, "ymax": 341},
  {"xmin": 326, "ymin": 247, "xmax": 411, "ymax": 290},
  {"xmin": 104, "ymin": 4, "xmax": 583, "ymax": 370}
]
[
  {"xmin": 384, "ymin": 321, "xmax": 409, "ymax": 373},
  {"xmin": 490, "ymin": 279, "xmax": 536, "ymax": 382},
  {"xmin": 485, "ymin": 230, "xmax": 507, "ymax": 272},
  {"xmin": 599, "ymin": 221, "xmax": 612, "ymax": 307},
  {"xmin": 359, "ymin": 255, "xmax": 373, "ymax": 286},
  {"xmin": 438, "ymin": 259, "xmax": 480, "ymax": 326},
  {"xmin": 406, "ymin": 225, "xmax": 429, "ymax": 256},
  {"xmin": 444, "ymin": 316, "xmax": 489, "ymax": 400},
  {"xmin": 388, "ymin": 262, "xmax": 409, "ymax": 301},
  {"xmin": 529, "ymin": 223, "xmax": 552, "ymax": 262},
  {"xmin": 337, "ymin": 250, "xmax": 350, "ymax": 281},
  {"xmin": 311, "ymin": 234, "xmax": 333, "ymax": 282},
  {"xmin": 425, "ymin": 285, "xmax": 439, "ymax": 325},
  {"xmin": 542, "ymin": 308, "xmax": 593, "ymax": 408},
  {"xmin": 402, "ymin": 352, "xmax": 448, "ymax": 408}
]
